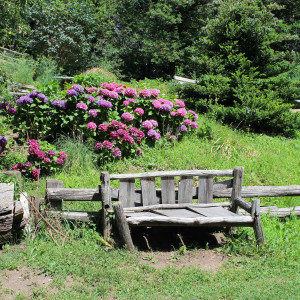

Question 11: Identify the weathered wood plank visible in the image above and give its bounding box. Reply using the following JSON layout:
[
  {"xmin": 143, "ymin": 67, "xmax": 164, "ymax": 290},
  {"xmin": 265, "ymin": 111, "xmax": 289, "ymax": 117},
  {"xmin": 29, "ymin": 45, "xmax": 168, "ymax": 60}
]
[
  {"xmin": 230, "ymin": 167, "xmax": 244, "ymax": 213},
  {"xmin": 188, "ymin": 207, "xmax": 238, "ymax": 217},
  {"xmin": 47, "ymin": 188, "xmax": 100, "ymax": 201},
  {"xmin": 252, "ymin": 199, "xmax": 264, "ymax": 244},
  {"xmin": 178, "ymin": 176, "xmax": 193, "ymax": 203},
  {"xmin": 46, "ymin": 179, "xmax": 63, "ymax": 210},
  {"xmin": 125, "ymin": 211, "xmax": 161, "ymax": 218},
  {"xmin": 20, "ymin": 193, "xmax": 30, "ymax": 232},
  {"xmin": 234, "ymin": 197, "xmax": 252, "ymax": 213},
  {"xmin": 13, "ymin": 201, "xmax": 24, "ymax": 225},
  {"xmin": 161, "ymin": 177, "xmax": 175, "ymax": 204},
  {"xmin": 198, "ymin": 176, "xmax": 213, "ymax": 203},
  {"xmin": 109, "ymin": 170, "xmax": 234, "ymax": 180},
  {"xmin": 119, "ymin": 179, "xmax": 136, "ymax": 208},
  {"xmin": 50, "ymin": 210, "xmax": 98, "ymax": 222},
  {"xmin": 152, "ymin": 208, "xmax": 202, "ymax": 218},
  {"xmin": 214, "ymin": 185, "xmax": 300, "ymax": 198},
  {"xmin": 113, "ymin": 202, "xmax": 134, "ymax": 250},
  {"xmin": 141, "ymin": 178, "xmax": 157, "ymax": 206},
  {"xmin": 127, "ymin": 215, "xmax": 254, "ymax": 226},
  {"xmin": 123, "ymin": 202, "xmax": 231, "ymax": 212},
  {"xmin": 101, "ymin": 172, "xmax": 112, "ymax": 239}
]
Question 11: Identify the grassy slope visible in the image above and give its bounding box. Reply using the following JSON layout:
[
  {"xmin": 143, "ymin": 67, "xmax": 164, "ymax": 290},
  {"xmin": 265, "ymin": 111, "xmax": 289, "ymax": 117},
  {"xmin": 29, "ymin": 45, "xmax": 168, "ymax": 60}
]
[{"xmin": 1, "ymin": 113, "xmax": 300, "ymax": 299}]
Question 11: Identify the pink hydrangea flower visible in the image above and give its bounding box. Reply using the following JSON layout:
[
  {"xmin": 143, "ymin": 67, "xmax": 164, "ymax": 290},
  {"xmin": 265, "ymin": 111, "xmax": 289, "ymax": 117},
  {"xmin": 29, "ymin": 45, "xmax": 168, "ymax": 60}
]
[
  {"xmin": 188, "ymin": 110, "xmax": 198, "ymax": 120},
  {"xmin": 46, "ymin": 150, "xmax": 56, "ymax": 157},
  {"xmin": 180, "ymin": 125, "xmax": 188, "ymax": 132},
  {"xmin": 87, "ymin": 87, "xmax": 100, "ymax": 94},
  {"xmin": 170, "ymin": 111, "xmax": 176, "ymax": 117},
  {"xmin": 87, "ymin": 96, "xmax": 95, "ymax": 103},
  {"xmin": 76, "ymin": 103, "xmax": 88, "ymax": 110},
  {"xmin": 121, "ymin": 112, "xmax": 134, "ymax": 122},
  {"xmin": 110, "ymin": 131, "xmax": 119, "ymax": 139},
  {"xmin": 123, "ymin": 100, "xmax": 130, "ymax": 106},
  {"xmin": 108, "ymin": 91, "xmax": 119, "ymax": 99},
  {"xmin": 139, "ymin": 90, "xmax": 151, "ymax": 98},
  {"xmin": 88, "ymin": 109, "xmax": 98, "ymax": 118},
  {"xmin": 87, "ymin": 122, "xmax": 97, "ymax": 130},
  {"xmin": 134, "ymin": 107, "xmax": 144, "ymax": 115},
  {"xmin": 149, "ymin": 119, "xmax": 158, "ymax": 128},
  {"xmin": 148, "ymin": 89, "xmax": 160, "ymax": 98},
  {"xmin": 56, "ymin": 158, "xmax": 64, "ymax": 164},
  {"xmin": 152, "ymin": 100, "xmax": 162, "ymax": 109},
  {"xmin": 124, "ymin": 87, "xmax": 137, "ymax": 97},
  {"xmin": 37, "ymin": 151, "xmax": 46, "ymax": 159},
  {"xmin": 101, "ymin": 89, "xmax": 110, "ymax": 97},
  {"xmin": 112, "ymin": 147, "xmax": 122, "ymax": 158},
  {"xmin": 176, "ymin": 108, "xmax": 187, "ymax": 117},
  {"xmin": 103, "ymin": 140, "xmax": 113, "ymax": 149},
  {"xmin": 184, "ymin": 119, "xmax": 192, "ymax": 126},
  {"xmin": 95, "ymin": 142, "xmax": 103, "ymax": 149},
  {"xmin": 175, "ymin": 99, "xmax": 185, "ymax": 108},
  {"xmin": 44, "ymin": 157, "xmax": 51, "ymax": 163},
  {"xmin": 98, "ymin": 123, "xmax": 109, "ymax": 132},
  {"xmin": 136, "ymin": 148, "xmax": 143, "ymax": 155},
  {"xmin": 128, "ymin": 98, "xmax": 136, "ymax": 103},
  {"xmin": 142, "ymin": 120, "xmax": 153, "ymax": 130},
  {"xmin": 32, "ymin": 168, "xmax": 40, "ymax": 178},
  {"xmin": 59, "ymin": 151, "xmax": 68, "ymax": 159},
  {"xmin": 122, "ymin": 135, "xmax": 135, "ymax": 145},
  {"xmin": 106, "ymin": 83, "xmax": 119, "ymax": 90},
  {"xmin": 25, "ymin": 162, "xmax": 33, "ymax": 168},
  {"xmin": 191, "ymin": 122, "xmax": 199, "ymax": 129}
]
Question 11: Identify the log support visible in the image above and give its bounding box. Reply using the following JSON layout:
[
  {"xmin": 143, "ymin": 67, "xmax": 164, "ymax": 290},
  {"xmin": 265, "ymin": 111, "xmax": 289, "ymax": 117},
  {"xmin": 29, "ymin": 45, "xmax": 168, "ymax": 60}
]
[
  {"xmin": 251, "ymin": 199, "xmax": 264, "ymax": 245},
  {"xmin": 113, "ymin": 202, "xmax": 134, "ymax": 251}
]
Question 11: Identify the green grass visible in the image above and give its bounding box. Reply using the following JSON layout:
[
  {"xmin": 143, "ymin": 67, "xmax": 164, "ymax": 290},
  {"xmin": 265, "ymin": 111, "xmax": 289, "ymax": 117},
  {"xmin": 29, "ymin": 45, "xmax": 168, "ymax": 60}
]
[{"xmin": 0, "ymin": 215, "xmax": 299, "ymax": 299}]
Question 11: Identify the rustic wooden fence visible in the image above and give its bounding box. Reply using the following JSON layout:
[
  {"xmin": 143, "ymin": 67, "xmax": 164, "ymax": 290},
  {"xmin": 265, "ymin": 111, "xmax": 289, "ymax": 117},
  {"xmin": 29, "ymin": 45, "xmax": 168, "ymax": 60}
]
[{"xmin": 46, "ymin": 179, "xmax": 300, "ymax": 223}]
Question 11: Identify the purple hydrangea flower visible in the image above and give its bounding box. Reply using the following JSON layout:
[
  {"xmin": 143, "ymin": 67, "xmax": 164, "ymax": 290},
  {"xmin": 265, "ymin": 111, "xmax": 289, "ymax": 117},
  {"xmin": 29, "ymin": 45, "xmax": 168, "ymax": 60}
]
[
  {"xmin": 184, "ymin": 119, "xmax": 192, "ymax": 126},
  {"xmin": 46, "ymin": 150, "xmax": 56, "ymax": 157},
  {"xmin": 98, "ymin": 123, "xmax": 109, "ymax": 132},
  {"xmin": 103, "ymin": 140, "xmax": 113, "ymax": 150},
  {"xmin": 29, "ymin": 91, "xmax": 38, "ymax": 98},
  {"xmin": 88, "ymin": 109, "xmax": 98, "ymax": 118},
  {"xmin": 8, "ymin": 107, "xmax": 16, "ymax": 115},
  {"xmin": 180, "ymin": 125, "xmax": 188, "ymax": 132},
  {"xmin": 0, "ymin": 136, "xmax": 7, "ymax": 148},
  {"xmin": 191, "ymin": 122, "xmax": 199, "ymax": 129},
  {"xmin": 142, "ymin": 120, "xmax": 153, "ymax": 130},
  {"xmin": 32, "ymin": 168, "xmax": 40, "ymax": 179},
  {"xmin": 95, "ymin": 142, "xmax": 103, "ymax": 149},
  {"xmin": 67, "ymin": 89, "xmax": 78, "ymax": 97},
  {"xmin": 71, "ymin": 84, "xmax": 84, "ymax": 93},
  {"xmin": 97, "ymin": 100, "xmax": 112, "ymax": 109},
  {"xmin": 108, "ymin": 91, "xmax": 119, "ymax": 99},
  {"xmin": 37, "ymin": 93, "xmax": 48, "ymax": 102},
  {"xmin": 87, "ymin": 96, "xmax": 95, "ymax": 103},
  {"xmin": 87, "ymin": 122, "xmax": 97, "ymax": 130}
]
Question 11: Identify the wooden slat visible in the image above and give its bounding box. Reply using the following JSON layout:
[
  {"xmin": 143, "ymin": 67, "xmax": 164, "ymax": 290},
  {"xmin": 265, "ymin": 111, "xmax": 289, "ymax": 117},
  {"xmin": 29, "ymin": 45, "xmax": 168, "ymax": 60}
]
[
  {"xmin": 198, "ymin": 176, "xmax": 213, "ymax": 203},
  {"xmin": 230, "ymin": 167, "xmax": 244, "ymax": 213},
  {"xmin": 153, "ymin": 208, "xmax": 202, "ymax": 218},
  {"xmin": 46, "ymin": 179, "xmax": 64, "ymax": 210},
  {"xmin": 141, "ymin": 178, "xmax": 157, "ymax": 206},
  {"xmin": 178, "ymin": 176, "xmax": 193, "ymax": 203},
  {"xmin": 213, "ymin": 185, "xmax": 300, "ymax": 198},
  {"xmin": 188, "ymin": 207, "xmax": 238, "ymax": 217},
  {"xmin": 123, "ymin": 202, "xmax": 230, "ymax": 212},
  {"xmin": 125, "ymin": 211, "xmax": 160, "ymax": 218},
  {"xmin": 109, "ymin": 170, "xmax": 234, "ymax": 180},
  {"xmin": 127, "ymin": 215, "xmax": 254, "ymax": 226},
  {"xmin": 119, "ymin": 179, "xmax": 135, "ymax": 208},
  {"xmin": 161, "ymin": 177, "xmax": 175, "ymax": 204}
]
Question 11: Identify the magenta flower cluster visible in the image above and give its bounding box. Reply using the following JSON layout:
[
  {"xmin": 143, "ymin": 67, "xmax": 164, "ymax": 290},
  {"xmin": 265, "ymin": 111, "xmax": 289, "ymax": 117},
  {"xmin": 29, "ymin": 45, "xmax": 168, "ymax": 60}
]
[
  {"xmin": 11, "ymin": 139, "xmax": 68, "ymax": 180},
  {"xmin": 0, "ymin": 136, "xmax": 8, "ymax": 154}
]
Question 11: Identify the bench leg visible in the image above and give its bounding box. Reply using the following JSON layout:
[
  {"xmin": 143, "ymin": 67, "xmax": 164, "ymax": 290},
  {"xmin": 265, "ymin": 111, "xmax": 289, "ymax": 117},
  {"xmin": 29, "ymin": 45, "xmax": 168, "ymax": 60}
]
[
  {"xmin": 101, "ymin": 208, "xmax": 112, "ymax": 240},
  {"xmin": 251, "ymin": 199, "xmax": 264, "ymax": 245},
  {"xmin": 113, "ymin": 202, "xmax": 134, "ymax": 251}
]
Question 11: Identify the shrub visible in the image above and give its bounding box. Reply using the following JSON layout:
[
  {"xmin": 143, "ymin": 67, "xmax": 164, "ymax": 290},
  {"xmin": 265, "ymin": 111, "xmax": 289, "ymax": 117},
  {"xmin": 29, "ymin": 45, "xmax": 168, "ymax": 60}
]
[
  {"xmin": 10, "ymin": 139, "xmax": 67, "ymax": 180},
  {"xmin": 0, "ymin": 82, "xmax": 198, "ymax": 161}
]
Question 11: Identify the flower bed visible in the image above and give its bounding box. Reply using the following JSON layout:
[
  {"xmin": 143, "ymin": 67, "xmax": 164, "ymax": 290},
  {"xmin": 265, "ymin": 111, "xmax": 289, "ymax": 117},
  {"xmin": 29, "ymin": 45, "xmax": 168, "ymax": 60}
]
[{"xmin": 0, "ymin": 82, "xmax": 198, "ymax": 178}]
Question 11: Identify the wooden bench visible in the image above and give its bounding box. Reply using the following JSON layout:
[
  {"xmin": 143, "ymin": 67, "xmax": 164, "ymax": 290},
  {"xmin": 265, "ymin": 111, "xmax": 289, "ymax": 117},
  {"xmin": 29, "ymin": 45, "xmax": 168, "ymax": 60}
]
[{"xmin": 100, "ymin": 167, "xmax": 264, "ymax": 250}]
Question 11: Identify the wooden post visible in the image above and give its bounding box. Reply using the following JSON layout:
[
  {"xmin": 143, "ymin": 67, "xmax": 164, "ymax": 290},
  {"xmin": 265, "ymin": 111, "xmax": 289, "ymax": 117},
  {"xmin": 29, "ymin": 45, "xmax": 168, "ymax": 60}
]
[
  {"xmin": 46, "ymin": 179, "xmax": 63, "ymax": 210},
  {"xmin": 113, "ymin": 202, "xmax": 134, "ymax": 251},
  {"xmin": 100, "ymin": 172, "xmax": 112, "ymax": 239},
  {"xmin": 230, "ymin": 167, "xmax": 244, "ymax": 213},
  {"xmin": 251, "ymin": 199, "xmax": 264, "ymax": 245}
]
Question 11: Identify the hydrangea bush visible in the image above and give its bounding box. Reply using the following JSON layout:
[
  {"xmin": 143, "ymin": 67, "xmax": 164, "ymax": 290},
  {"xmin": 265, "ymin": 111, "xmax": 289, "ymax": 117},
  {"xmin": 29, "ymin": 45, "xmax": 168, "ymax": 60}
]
[
  {"xmin": 11, "ymin": 139, "xmax": 67, "ymax": 179},
  {"xmin": 1, "ymin": 82, "xmax": 198, "ymax": 160}
]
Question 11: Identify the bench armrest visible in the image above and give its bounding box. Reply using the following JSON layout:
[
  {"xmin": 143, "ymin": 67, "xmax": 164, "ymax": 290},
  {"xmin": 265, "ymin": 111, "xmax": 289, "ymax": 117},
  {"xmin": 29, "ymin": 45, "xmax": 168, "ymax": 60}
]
[{"xmin": 232, "ymin": 197, "xmax": 252, "ymax": 213}]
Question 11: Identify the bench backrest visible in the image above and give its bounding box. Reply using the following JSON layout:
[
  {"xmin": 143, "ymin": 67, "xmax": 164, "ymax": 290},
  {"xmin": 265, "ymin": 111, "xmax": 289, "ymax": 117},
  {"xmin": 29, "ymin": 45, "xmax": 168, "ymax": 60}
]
[{"xmin": 100, "ymin": 167, "xmax": 244, "ymax": 209}]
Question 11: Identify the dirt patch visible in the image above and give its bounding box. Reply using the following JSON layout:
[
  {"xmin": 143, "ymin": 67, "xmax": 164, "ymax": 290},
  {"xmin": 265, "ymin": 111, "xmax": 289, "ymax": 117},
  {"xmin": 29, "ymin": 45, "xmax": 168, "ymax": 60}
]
[
  {"xmin": 140, "ymin": 249, "xmax": 229, "ymax": 271},
  {"xmin": 0, "ymin": 267, "xmax": 54, "ymax": 299}
]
